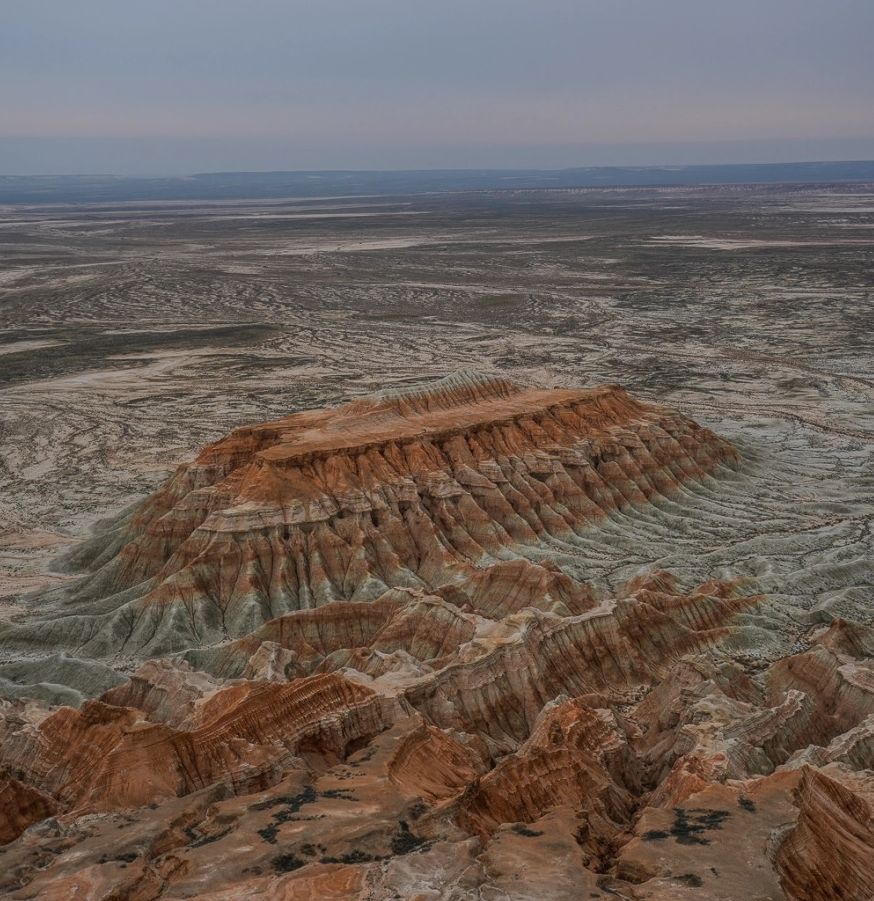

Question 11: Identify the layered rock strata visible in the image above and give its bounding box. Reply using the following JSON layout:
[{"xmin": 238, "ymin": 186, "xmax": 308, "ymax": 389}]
[
  {"xmin": 1, "ymin": 373, "xmax": 871, "ymax": 900},
  {"xmin": 1, "ymin": 372, "xmax": 736, "ymax": 658}
]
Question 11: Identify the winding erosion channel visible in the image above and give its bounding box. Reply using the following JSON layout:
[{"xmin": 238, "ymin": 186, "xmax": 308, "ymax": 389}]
[{"xmin": 0, "ymin": 184, "xmax": 872, "ymax": 898}]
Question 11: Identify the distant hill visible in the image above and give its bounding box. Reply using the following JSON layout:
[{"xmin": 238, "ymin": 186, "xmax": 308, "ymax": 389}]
[{"xmin": 2, "ymin": 160, "xmax": 873, "ymax": 204}]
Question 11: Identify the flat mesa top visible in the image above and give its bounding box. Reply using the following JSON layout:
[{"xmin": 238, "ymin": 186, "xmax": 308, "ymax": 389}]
[{"xmin": 235, "ymin": 383, "xmax": 642, "ymax": 465}]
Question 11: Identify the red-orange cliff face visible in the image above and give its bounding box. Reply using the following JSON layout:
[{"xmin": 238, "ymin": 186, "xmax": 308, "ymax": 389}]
[{"xmin": 2, "ymin": 373, "xmax": 871, "ymax": 900}]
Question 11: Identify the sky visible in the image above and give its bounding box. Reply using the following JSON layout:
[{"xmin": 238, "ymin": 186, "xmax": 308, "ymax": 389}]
[{"xmin": 1, "ymin": 0, "xmax": 873, "ymax": 175}]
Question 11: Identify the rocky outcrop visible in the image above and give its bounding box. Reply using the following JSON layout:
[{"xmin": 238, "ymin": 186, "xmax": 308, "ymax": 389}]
[
  {"xmin": 1, "ymin": 673, "xmax": 392, "ymax": 813},
  {"xmin": 777, "ymin": 767, "xmax": 874, "ymax": 901},
  {"xmin": 2, "ymin": 374, "xmax": 871, "ymax": 899},
  {"xmin": 0, "ymin": 779, "xmax": 56, "ymax": 845},
  {"xmin": 0, "ymin": 372, "xmax": 737, "ymax": 658},
  {"xmin": 457, "ymin": 697, "xmax": 635, "ymax": 863}
]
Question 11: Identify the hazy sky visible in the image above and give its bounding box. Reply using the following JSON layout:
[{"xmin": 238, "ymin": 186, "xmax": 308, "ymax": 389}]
[{"xmin": 2, "ymin": 0, "xmax": 873, "ymax": 174}]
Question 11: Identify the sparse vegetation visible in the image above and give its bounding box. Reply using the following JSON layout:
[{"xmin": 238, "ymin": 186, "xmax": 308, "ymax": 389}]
[
  {"xmin": 391, "ymin": 820, "xmax": 427, "ymax": 855},
  {"xmin": 643, "ymin": 809, "xmax": 730, "ymax": 845},
  {"xmin": 252, "ymin": 786, "xmax": 317, "ymax": 813},
  {"xmin": 256, "ymin": 824, "xmax": 279, "ymax": 844},
  {"xmin": 271, "ymin": 853, "xmax": 305, "ymax": 873},
  {"xmin": 407, "ymin": 800, "xmax": 429, "ymax": 820},
  {"xmin": 675, "ymin": 808, "xmax": 730, "ymax": 845},
  {"xmin": 320, "ymin": 788, "xmax": 357, "ymax": 800},
  {"xmin": 320, "ymin": 849, "xmax": 377, "ymax": 864}
]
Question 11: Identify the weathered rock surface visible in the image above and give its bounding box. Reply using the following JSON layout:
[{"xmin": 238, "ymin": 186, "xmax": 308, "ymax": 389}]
[
  {"xmin": 1, "ymin": 373, "xmax": 872, "ymax": 899},
  {"xmin": 1, "ymin": 371, "xmax": 737, "ymax": 658}
]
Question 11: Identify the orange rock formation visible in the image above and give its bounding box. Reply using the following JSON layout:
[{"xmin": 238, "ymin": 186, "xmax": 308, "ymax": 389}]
[{"xmin": 1, "ymin": 373, "xmax": 871, "ymax": 899}]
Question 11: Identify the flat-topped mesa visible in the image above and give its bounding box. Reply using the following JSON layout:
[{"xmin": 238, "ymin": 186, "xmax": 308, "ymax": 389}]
[
  {"xmin": 199, "ymin": 375, "xmax": 644, "ymax": 471},
  {"xmin": 173, "ymin": 371, "xmax": 731, "ymax": 514},
  {"xmin": 6, "ymin": 373, "xmax": 738, "ymax": 658}
]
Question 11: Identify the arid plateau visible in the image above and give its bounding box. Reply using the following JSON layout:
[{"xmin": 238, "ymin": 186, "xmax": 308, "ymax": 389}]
[{"xmin": 0, "ymin": 184, "xmax": 873, "ymax": 899}]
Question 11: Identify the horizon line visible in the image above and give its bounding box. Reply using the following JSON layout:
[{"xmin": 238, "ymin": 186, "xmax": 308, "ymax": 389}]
[{"xmin": 3, "ymin": 158, "xmax": 874, "ymax": 181}]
